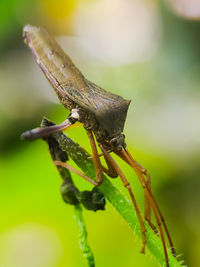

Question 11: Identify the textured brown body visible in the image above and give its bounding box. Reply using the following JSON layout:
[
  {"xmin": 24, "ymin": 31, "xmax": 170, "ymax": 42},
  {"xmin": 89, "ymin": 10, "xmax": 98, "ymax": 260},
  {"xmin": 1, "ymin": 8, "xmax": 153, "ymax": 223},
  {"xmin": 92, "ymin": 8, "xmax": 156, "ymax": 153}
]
[{"xmin": 23, "ymin": 25, "xmax": 130, "ymax": 145}]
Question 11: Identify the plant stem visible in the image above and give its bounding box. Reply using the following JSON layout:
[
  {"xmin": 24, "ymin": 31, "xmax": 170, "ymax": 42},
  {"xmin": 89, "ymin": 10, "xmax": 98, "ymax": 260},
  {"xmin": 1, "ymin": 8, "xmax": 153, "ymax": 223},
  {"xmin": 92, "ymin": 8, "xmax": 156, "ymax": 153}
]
[{"xmin": 74, "ymin": 204, "xmax": 95, "ymax": 267}]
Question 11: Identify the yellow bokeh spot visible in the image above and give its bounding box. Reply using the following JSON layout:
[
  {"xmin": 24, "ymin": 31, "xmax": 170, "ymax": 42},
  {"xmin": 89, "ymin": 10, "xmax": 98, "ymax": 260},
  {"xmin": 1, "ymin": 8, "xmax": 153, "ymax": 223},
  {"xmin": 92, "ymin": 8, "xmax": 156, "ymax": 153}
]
[{"xmin": 40, "ymin": 0, "xmax": 76, "ymax": 20}]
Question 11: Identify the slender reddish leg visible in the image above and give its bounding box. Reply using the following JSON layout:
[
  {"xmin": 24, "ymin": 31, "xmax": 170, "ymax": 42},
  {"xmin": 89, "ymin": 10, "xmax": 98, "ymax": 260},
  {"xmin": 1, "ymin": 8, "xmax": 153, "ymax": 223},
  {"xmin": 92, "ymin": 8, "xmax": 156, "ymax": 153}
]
[
  {"xmin": 118, "ymin": 149, "xmax": 172, "ymax": 266},
  {"xmin": 101, "ymin": 151, "xmax": 118, "ymax": 178},
  {"xmin": 87, "ymin": 150, "xmax": 117, "ymax": 178},
  {"xmin": 143, "ymin": 174, "xmax": 159, "ymax": 234},
  {"xmin": 125, "ymin": 149, "xmax": 175, "ymax": 256},
  {"xmin": 115, "ymin": 149, "xmax": 175, "ymax": 249},
  {"xmin": 86, "ymin": 130, "xmax": 103, "ymax": 185},
  {"xmin": 130, "ymin": 161, "xmax": 152, "ymax": 222},
  {"xmin": 55, "ymin": 130, "xmax": 104, "ymax": 186},
  {"xmin": 100, "ymin": 144, "xmax": 147, "ymax": 253},
  {"xmin": 115, "ymin": 150, "xmax": 158, "ymax": 233},
  {"xmin": 54, "ymin": 160, "xmax": 97, "ymax": 186},
  {"xmin": 54, "ymin": 132, "xmax": 117, "ymax": 184}
]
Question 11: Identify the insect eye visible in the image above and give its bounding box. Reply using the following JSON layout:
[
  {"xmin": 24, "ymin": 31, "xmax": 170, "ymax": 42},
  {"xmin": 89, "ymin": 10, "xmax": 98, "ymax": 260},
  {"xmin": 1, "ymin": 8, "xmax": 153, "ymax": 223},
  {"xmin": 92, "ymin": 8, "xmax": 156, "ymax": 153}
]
[{"xmin": 110, "ymin": 138, "xmax": 118, "ymax": 146}]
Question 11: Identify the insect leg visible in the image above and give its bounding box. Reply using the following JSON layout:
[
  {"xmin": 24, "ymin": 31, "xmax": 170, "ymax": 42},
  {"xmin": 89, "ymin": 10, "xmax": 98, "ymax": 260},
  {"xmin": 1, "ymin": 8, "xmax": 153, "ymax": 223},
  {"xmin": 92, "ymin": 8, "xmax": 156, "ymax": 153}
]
[
  {"xmin": 85, "ymin": 133, "xmax": 117, "ymax": 178},
  {"xmin": 144, "ymin": 173, "xmax": 158, "ymax": 233},
  {"xmin": 114, "ymin": 150, "xmax": 157, "ymax": 233},
  {"xmin": 100, "ymin": 144, "xmax": 147, "ymax": 254},
  {"xmin": 131, "ymin": 161, "xmax": 158, "ymax": 234},
  {"xmin": 84, "ymin": 152, "xmax": 117, "ymax": 178},
  {"xmin": 124, "ymin": 149, "xmax": 175, "ymax": 256},
  {"xmin": 21, "ymin": 119, "xmax": 73, "ymax": 140},
  {"xmin": 54, "ymin": 160, "xmax": 97, "ymax": 186},
  {"xmin": 86, "ymin": 131, "xmax": 103, "ymax": 185},
  {"xmin": 101, "ymin": 151, "xmax": 118, "ymax": 178},
  {"xmin": 118, "ymin": 149, "xmax": 173, "ymax": 266}
]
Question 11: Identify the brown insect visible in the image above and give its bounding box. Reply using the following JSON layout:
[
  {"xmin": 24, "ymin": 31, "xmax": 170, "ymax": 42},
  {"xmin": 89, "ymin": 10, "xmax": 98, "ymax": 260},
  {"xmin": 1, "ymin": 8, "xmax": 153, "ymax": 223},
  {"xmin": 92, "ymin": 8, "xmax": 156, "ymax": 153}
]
[{"xmin": 21, "ymin": 25, "xmax": 175, "ymax": 266}]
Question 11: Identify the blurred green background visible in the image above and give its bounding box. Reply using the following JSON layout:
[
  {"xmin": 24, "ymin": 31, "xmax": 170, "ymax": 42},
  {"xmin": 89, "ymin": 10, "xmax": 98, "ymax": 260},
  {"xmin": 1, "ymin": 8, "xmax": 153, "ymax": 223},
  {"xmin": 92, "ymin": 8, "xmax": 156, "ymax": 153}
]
[{"xmin": 0, "ymin": 0, "xmax": 200, "ymax": 266}]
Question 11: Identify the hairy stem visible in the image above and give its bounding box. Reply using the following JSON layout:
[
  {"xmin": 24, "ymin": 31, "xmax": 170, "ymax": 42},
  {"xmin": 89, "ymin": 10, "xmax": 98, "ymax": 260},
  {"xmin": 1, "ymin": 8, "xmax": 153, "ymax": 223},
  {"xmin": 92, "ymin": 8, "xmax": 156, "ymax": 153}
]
[{"xmin": 74, "ymin": 205, "xmax": 95, "ymax": 267}]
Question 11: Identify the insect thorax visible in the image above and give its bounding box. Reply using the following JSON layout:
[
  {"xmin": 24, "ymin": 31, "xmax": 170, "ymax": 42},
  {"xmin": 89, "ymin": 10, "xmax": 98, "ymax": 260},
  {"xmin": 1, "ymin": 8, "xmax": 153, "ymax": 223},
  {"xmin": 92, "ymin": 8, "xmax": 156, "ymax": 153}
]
[
  {"xmin": 56, "ymin": 91, "xmax": 127, "ymax": 151},
  {"xmin": 76, "ymin": 108, "xmax": 127, "ymax": 151}
]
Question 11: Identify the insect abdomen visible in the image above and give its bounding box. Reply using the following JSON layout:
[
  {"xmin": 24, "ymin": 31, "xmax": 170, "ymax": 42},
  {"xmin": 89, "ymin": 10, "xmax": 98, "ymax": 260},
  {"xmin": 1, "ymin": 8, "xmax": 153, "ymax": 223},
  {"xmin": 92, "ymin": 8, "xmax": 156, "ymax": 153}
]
[{"xmin": 23, "ymin": 25, "xmax": 88, "ymax": 98}]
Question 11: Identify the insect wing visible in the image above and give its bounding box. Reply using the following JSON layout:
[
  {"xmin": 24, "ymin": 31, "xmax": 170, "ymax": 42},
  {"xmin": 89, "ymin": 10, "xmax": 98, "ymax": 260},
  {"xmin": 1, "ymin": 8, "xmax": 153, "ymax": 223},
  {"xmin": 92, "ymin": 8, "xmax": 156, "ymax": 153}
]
[{"xmin": 23, "ymin": 25, "xmax": 131, "ymax": 134}]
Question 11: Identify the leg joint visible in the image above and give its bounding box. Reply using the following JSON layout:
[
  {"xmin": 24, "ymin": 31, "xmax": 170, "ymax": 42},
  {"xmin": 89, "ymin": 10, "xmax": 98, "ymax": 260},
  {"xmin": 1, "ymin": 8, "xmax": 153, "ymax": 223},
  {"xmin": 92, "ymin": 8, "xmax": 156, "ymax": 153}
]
[{"xmin": 124, "ymin": 182, "xmax": 130, "ymax": 188}]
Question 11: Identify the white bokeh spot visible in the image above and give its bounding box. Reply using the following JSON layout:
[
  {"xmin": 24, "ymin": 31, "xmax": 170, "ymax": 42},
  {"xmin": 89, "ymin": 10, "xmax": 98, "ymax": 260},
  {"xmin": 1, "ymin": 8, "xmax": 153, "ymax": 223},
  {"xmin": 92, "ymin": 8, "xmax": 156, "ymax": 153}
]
[{"xmin": 72, "ymin": 0, "xmax": 162, "ymax": 65}]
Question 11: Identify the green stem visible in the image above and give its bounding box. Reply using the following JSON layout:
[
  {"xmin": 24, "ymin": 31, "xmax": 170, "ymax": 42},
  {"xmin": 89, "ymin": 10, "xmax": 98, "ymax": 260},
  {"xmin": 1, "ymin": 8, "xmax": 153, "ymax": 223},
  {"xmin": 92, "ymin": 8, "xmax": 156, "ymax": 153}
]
[{"xmin": 74, "ymin": 204, "xmax": 95, "ymax": 267}]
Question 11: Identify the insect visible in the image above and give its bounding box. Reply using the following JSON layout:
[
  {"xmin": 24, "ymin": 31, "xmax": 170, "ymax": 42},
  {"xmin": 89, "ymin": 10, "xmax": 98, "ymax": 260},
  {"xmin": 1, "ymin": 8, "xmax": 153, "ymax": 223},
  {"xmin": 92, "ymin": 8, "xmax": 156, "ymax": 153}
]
[{"xmin": 22, "ymin": 25, "xmax": 175, "ymax": 266}]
